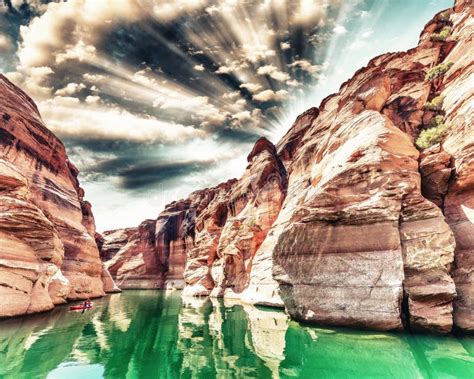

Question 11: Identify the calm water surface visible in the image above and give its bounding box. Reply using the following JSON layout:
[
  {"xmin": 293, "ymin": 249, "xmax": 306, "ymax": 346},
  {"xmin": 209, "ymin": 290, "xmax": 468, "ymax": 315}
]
[{"xmin": 0, "ymin": 290, "xmax": 473, "ymax": 379}]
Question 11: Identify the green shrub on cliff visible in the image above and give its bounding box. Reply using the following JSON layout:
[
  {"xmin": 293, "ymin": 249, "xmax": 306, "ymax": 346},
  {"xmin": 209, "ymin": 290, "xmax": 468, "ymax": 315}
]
[
  {"xmin": 416, "ymin": 116, "xmax": 448, "ymax": 149},
  {"xmin": 424, "ymin": 95, "xmax": 445, "ymax": 111},
  {"xmin": 425, "ymin": 62, "xmax": 453, "ymax": 81},
  {"xmin": 430, "ymin": 26, "xmax": 452, "ymax": 42}
]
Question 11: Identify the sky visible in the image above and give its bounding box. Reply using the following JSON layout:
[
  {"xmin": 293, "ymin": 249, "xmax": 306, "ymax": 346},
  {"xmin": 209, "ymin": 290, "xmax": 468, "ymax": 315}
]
[{"xmin": 0, "ymin": 0, "xmax": 452, "ymax": 231}]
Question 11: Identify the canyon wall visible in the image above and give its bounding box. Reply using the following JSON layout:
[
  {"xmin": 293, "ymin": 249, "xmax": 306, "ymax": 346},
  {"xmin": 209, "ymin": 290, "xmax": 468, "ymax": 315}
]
[
  {"xmin": 0, "ymin": 75, "xmax": 118, "ymax": 318},
  {"xmin": 101, "ymin": 1, "xmax": 472, "ymax": 333}
]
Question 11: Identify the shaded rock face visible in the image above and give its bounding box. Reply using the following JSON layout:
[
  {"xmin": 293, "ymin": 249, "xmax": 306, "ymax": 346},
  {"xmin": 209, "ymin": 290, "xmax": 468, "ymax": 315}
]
[
  {"xmin": 101, "ymin": 1, "xmax": 471, "ymax": 333},
  {"xmin": 105, "ymin": 220, "xmax": 163, "ymax": 289},
  {"xmin": 0, "ymin": 75, "xmax": 116, "ymax": 317}
]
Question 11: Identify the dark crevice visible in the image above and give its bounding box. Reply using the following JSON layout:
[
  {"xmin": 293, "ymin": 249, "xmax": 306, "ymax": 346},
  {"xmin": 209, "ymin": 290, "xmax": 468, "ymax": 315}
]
[{"xmin": 401, "ymin": 284, "xmax": 411, "ymax": 330}]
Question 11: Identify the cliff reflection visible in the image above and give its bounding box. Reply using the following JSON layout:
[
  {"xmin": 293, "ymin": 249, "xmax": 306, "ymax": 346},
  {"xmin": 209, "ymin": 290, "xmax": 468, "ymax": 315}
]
[{"xmin": 0, "ymin": 291, "xmax": 472, "ymax": 379}]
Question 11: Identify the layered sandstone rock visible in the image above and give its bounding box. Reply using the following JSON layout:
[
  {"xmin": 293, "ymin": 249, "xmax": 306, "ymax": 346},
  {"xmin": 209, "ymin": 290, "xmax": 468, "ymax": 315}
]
[
  {"xmin": 440, "ymin": 2, "xmax": 474, "ymax": 332},
  {"xmin": 105, "ymin": 220, "xmax": 163, "ymax": 289},
  {"xmin": 182, "ymin": 180, "xmax": 236, "ymax": 296},
  {"xmin": 102, "ymin": 0, "xmax": 472, "ymax": 333},
  {"xmin": 268, "ymin": 5, "xmax": 469, "ymax": 332},
  {"xmin": 209, "ymin": 138, "xmax": 287, "ymax": 299},
  {"xmin": 0, "ymin": 75, "xmax": 115, "ymax": 317}
]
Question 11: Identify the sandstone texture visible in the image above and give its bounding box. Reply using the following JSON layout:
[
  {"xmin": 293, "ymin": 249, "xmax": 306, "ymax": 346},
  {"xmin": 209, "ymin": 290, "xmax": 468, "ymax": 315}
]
[
  {"xmin": 441, "ymin": 1, "xmax": 474, "ymax": 332},
  {"xmin": 0, "ymin": 75, "xmax": 117, "ymax": 317},
  {"xmin": 100, "ymin": 1, "xmax": 473, "ymax": 334}
]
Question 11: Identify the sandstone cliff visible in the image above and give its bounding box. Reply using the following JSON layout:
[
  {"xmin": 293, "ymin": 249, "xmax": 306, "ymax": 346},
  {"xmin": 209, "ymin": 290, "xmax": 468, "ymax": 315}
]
[
  {"xmin": 0, "ymin": 75, "xmax": 118, "ymax": 317},
  {"xmin": 101, "ymin": 0, "xmax": 472, "ymax": 333}
]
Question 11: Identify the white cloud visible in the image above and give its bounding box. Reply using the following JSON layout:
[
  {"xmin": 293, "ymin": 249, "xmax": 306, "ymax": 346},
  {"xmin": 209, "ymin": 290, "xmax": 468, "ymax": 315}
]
[
  {"xmin": 223, "ymin": 91, "xmax": 241, "ymax": 100},
  {"xmin": 256, "ymin": 65, "xmax": 290, "ymax": 82},
  {"xmin": 205, "ymin": 5, "xmax": 219, "ymax": 15},
  {"xmin": 280, "ymin": 41, "xmax": 291, "ymax": 50},
  {"xmin": 83, "ymin": 73, "xmax": 107, "ymax": 83},
  {"xmin": 47, "ymin": 96, "xmax": 80, "ymax": 107},
  {"xmin": 253, "ymin": 89, "xmax": 289, "ymax": 102},
  {"xmin": 55, "ymin": 41, "xmax": 97, "ymax": 64},
  {"xmin": 215, "ymin": 60, "xmax": 248, "ymax": 75},
  {"xmin": 157, "ymin": 95, "xmax": 209, "ymax": 110},
  {"xmin": 239, "ymin": 82, "xmax": 262, "ymax": 93},
  {"xmin": 286, "ymin": 79, "xmax": 301, "ymax": 87},
  {"xmin": 131, "ymin": 68, "xmax": 159, "ymax": 88},
  {"xmin": 55, "ymin": 82, "xmax": 86, "ymax": 96},
  {"xmin": 40, "ymin": 101, "xmax": 205, "ymax": 143},
  {"xmin": 333, "ymin": 25, "xmax": 347, "ymax": 35},
  {"xmin": 232, "ymin": 110, "xmax": 252, "ymax": 122},
  {"xmin": 5, "ymin": 66, "xmax": 54, "ymax": 98},
  {"xmin": 85, "ymin": 95, "xmax": 101, "ymax": 105},
  {"xmin": 293, "ymin": 0, "xmax": 328, "ymax": 26},
  {"xmin": 152, "ymin": 0, "xmax": 207, "ymax": 22},
  {"xmin": 288, "ymin": 59, "xmax": 320, "ymax": 74},
  {"xmin": 243, "ymin": 44, "xmax": 276, "ymax": 63},
  {"xmin": 193, "ymin": 64, "xmax": 205, "ymax": 71},
  {"xmin": 216, "ymin": 65, "xmax": 233, "ymax": 74}
]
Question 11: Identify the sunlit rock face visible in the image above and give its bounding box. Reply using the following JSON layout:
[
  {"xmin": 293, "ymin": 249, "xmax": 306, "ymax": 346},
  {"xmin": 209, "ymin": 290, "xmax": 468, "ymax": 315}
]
[
  {"xmin": 209, "ymin": 137, "xmax": 287, "ymax": 299},
  {"xmin": 0, "ymin": 75, "xmax": 116, "ymax": 317},
  {"xmin": 270, "ymin": 5, "xmax": 470, "ymax": 333},
  {"xmin": 100, "ymin": 0, "xmax": 472, "ymax": 333},
  {"xmin": 441, "ymin": 2, "xmax": 474, "ymax": 332}
]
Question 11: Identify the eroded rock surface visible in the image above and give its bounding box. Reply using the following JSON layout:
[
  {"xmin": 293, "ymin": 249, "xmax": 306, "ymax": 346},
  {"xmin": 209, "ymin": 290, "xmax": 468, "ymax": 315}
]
[
  {"xmin": 100, "ymin": 0, "xmax": 472, "ymax": 333},
  {"xmin": 441, "ymin": 2, "xmax": 474, "ymax": 332},
  {"xmin": 0, "ymin": 75, "xmax": 116, "ymax": 317}
]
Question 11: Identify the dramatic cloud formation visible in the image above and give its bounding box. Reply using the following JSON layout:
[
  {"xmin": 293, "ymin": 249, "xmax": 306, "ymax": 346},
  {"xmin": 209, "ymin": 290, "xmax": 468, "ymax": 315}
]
[{"xmin": 0, "ymin": 0, "xmax": 452, "ymax": 230}]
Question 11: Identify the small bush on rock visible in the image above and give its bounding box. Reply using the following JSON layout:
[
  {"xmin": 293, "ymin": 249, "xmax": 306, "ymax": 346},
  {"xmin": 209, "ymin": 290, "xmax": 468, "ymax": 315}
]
[
  {"xmin": 425, "ymin": 62, "xmax": 453, "ymax": 81},
  {"xmin": 416, "ymin": 116, "xmax": 448, "ymax": 149},
  {"xmin": 424, "ymin": 95, "xmax": 445, "ymax": 111},
  {"xmin": 430, "ymin": 26, "xmax": 452, "ymax": 42}
]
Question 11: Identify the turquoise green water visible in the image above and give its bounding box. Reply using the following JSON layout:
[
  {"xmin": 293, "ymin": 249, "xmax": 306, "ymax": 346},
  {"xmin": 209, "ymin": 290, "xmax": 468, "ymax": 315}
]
[{"xmin": 0, "ymin": 291, "xmax": 473, "ymax": 379}]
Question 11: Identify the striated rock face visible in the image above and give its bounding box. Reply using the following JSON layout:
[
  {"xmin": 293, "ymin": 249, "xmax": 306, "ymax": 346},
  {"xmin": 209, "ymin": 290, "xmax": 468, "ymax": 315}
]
[
  {"xmin": 105, "ymin": 220, "xmax": 163, "ymax": 289},
  {"xmin": 100, "ymin": 0, "xmax": 471, "ymax": 333},
  {"xmin": 440, "ymin": 3, "xmax": 474, "ymax": 332},
  {"xmin": 0, "ymin": 75, "xmax": 117, "ymax": 317}
]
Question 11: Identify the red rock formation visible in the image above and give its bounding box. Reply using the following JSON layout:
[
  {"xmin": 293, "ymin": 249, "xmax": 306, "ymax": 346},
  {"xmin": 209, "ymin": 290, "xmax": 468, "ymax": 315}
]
[
  {"xmin": 267, "ymin": 4, "xmax": 471, "ymax": 333},
  {"xmin": 0, "ymin": 75, "xmax": 117, "ymax": 317},
  {"xmin": 101, "ymin": 136, "xmax": 287, "ymax": 300},
  {"xmin": 101, "ymin": 0, "xmax": 474, "ymax": 333},
  {"xmin": 101, "ymin": 181, "xmax": 236, "ymax": 292},
  {"xmin": 209, "ymin": 137, "xmax": 287, "ymax": 299},
  {"xmin": 440, "ymin": 2, "xmax": 474, "ymax": 332},
  {"xmin": 105, "ymin": 220, "xmax": 163, "ymax": 289}
]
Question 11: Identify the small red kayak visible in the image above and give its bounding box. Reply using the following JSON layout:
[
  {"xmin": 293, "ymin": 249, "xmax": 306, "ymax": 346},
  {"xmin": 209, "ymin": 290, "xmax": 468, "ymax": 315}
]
[{"xmin": 69, "ymin": 303, "xmax": 94, "ymax": 312}]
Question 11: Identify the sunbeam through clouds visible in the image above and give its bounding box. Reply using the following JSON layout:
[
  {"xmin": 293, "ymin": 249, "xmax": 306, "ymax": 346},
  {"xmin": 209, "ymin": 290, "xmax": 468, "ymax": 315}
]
[{"xmin": 0, "ymin": 0, "xmax": 452, "ymax": 230}]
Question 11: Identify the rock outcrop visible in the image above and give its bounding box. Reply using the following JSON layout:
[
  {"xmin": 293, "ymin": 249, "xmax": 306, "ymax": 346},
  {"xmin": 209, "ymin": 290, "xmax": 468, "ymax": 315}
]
[
  {"xmin": 101, "ymin": 1, "xmax": 472, "ymax": 334},
  {"xmin": 0, "ymin": 75, "xmax": 117, "ymax": 317},
  {"xmin": 440, "ymin": 1, "xmax": 474, "ymax": 332}
]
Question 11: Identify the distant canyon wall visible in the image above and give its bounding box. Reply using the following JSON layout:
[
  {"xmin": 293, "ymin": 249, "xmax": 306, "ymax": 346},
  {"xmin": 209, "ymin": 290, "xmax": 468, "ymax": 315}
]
[{"xmin": 101, "ymin": 0, "xmax": 473, "ymax": 333}]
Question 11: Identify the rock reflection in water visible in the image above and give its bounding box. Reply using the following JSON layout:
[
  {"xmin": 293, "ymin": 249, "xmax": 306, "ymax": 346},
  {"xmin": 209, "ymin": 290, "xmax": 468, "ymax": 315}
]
[{"xmin": 0, "ymin": 291, "xmax": 472, "ymax": 379}]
